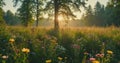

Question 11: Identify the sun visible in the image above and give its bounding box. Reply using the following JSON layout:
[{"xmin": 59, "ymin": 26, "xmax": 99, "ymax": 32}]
[
  {"xmin": 58, "ymin": 15, "xmax": 64, "ymax": 21},
  {"xmin": 43, "ymin": 14, "xmax": 48, "ymax": 18}
]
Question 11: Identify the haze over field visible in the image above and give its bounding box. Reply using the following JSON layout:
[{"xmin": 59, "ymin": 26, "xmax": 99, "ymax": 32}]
[
  {"xmin": 0, "ymin": 0, "xmax": 120, "ymax": 27},
  {"xmin": 3, "ymin": 0, "xmax": 108, "ymax": 18}
]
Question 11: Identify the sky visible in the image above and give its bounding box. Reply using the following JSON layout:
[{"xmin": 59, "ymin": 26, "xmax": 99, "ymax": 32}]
[{"xmin": 3, "ymin": 0, "xmax": 109, "ymax": 16}]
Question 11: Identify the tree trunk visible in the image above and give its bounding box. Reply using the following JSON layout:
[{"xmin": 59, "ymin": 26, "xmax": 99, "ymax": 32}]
[
  {"xmin": 36, "ymin": 0, "xmax": 39, "ymax": 27},
  {"xmin": 25, "ymin": 0, "xmax": 29, "ymax": 27},
  {"xmin": 54, "ymin": 0, "xmax": 59, "ymax": 30}
]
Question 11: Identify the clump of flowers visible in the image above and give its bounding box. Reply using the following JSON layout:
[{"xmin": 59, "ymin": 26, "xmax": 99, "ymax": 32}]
[
  {"xmin": 81, "ymin": 49, "xmax": 113, "ymax": 63},
  {"xmin": 22, "ymin": 48, "xmax": 30, "ymax": 53},
  {"xmin": 89, "ymin": 58, "xmax": 100, "ymax": 63},
  {"xmin": 21, "ymin": 48, "xmax": 30, "ymax": 63},
  {"xmin": 93, "ymin": 50, "xmax": 113, "ymax": 63},
  {"xmin": 46, "ymin": 59, "xmax": 52, "ymax": 63}
]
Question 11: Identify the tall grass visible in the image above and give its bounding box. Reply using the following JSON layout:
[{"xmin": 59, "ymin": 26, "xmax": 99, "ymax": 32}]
[{"xmin": 0, "ymin": 26, "xmax": 120, "ymax": 63}]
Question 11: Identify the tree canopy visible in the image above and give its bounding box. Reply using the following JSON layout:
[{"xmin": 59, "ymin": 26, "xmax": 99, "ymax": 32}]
[{"xmin": 44, "ymin": 0, "xmax": 86, "ymax": 30}]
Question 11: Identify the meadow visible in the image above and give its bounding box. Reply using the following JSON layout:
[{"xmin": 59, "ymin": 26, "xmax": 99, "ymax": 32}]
[{"xmin": 0, "ymin": 26, "xmax": 120, "ymax": 63}]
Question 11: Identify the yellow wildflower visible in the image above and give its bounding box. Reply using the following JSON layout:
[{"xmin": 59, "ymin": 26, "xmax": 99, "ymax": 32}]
[
  {"xmin": 92, "ymin": 60, "xmax": 100, "ymax": 63},
  {"xmin": 9, "ymin": 38, "xmax": 15, "ymax": 43},
  {"xmin": 58, "ymin": 57, "xmax": 63, "ymax": 61},
  {"xmin": 22, "ymin": 48, "xmax": 30, "ymax": 53},
  {"xmin": 46, "ymin": 59, "xmax": 52, "ymax": 63},
  {"xmin": 107, "ymin": 50, "xmax": 113, "ymax": 54}
]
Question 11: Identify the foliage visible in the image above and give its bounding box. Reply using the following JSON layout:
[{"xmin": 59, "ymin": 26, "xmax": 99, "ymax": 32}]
[
  {"xmin": 81, "ymin": 2, "xmax": 105, "ymax": 26},
  {"xmin": 4, "ymin": 10, "xmax": 21, "ymax": 25},
  {"xmin": 105, "ymin": 0, "xmax": 120, "ymax": 26},
  {"xmin": 44, "ymin": 0, "xmax": 87, "ymax": 30},
  {"xmin": 0, "ymin": 8, "xmax": 6, "ymax": 26},
  {"xmin": 13, "ymin": 0, "xmax": 34, "ymax": 26},
  {"xmin": 0, "ymin": 0, "xmax": 5, "ymax": 26},
  {"xmin": 81, "ymin": 1, "xmax": 120, "ymax": 27},
  {"xmin": 32, "ymin": 0, "xmax": 44, "ymax": 27},
  {"xmin": 0, "ymin": 0, "xmax": 5, "ymax": 7}
]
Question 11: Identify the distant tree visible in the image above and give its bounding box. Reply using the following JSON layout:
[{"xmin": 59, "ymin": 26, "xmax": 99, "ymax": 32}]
[
  {"xmin": 32, "ymin": 0, "xmax": 44, "ymax": 27},
  {"xmin": 0, "ymin": 8, "xmax": 6, "ymax": 25},
  {"xmin": 0, "ymin": 0, "xmax": 5, "ymax": 7},
  {"xmin": 110, "ymin": 0, "xmax": 120, "ymax": 26},
  {"xmin": 44, "ymin": 0, "xmax": 87, "ymax": 30},
  {"xmin": 104, "ymin": 2, "xmax": 114, "ymax": 26},
  {"xmin": 81, "ymin": 5, "xmax": 94, "ymax": 26},
  {"xmin": 104, "ymin": 0, "xmax": 120, "ymax": 26},
  {"xmin": 4, "ymin": 10, "xmax": 21, "ymax": 25},
  {"xmin": 81, "ymin": 2, "xmax": 106, "ymax": 26},
  {"xmin": 0, "ymin": 0, "xmax": 6, "ymax": 25},
  {"xmin": 94, "ymin": 1, "xmax": 105, "ymax": 26},
  {"xmin": 4, "ymin": 10, "xmax": 14, "ymax": 25},
  {"xmin": 13, "ymin": 0, "xmax": 33, "ymax": 26}
]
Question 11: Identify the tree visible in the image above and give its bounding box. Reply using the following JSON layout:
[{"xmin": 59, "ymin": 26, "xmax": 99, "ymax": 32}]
[
  {"xmin": 94, "ymin": 1, "xmax": 105, "ymax": 26},
  {"xmin": 0, "ymin": 8, "xmax": 5, "ymax": 25},
  {"xmin": 81, "ymin": 5, "xmax": 94, "ymax": 26},
  {"xmin": 81, "ymin": 2, "xmax": 106, "ymax": 26},
  {"xmin": 4, "ymin": 10, "xmax": 21, "ymax": 25},
  {"xmin": 32, "ymin": 0, "xmax": 44, "ymax": 27},
  {"xmin": 4, "ymin": 10, "xmax": 14, "ymax": 25},
  {"xmin": 44, "ymin": 0, "xmax": 86, "ymax": 30},
  {"xmin": 104, "ymin": 0, "xmax": 120, "ymax": 26},
  {"xmin": 0, "ymin": 0, "xmax": 5, "ymax": 25},
  {"xmin": 13, "ymin": 0, "xmax": 33, "ymax": 26},
  {"xmin": 0, "ymin": 0, "xmax": 5, "ymax": 7},
  {"xmin": 110, "ymin": 0, "xmax": 120, "ymax": 26},
  {"xmin": 103, "ymin": 2, "xmax": 114, "ymax": 26}
]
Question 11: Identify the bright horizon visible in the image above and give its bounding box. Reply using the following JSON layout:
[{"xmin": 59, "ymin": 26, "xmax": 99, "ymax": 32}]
[{"xmin": 3, "ymin": 0, "xmax": 109, "ymax": 18}]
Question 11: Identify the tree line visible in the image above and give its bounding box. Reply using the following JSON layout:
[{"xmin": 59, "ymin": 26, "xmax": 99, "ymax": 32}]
[
  {"xmin": 81, "ymin": 0, "xmax": 120, "ymax": 27},
  {"xmin": 0, "ymin": 0, "xmax": 120, "ymax": 28},
  {"xmin": 0, "ymin": 0, "xmax": 86, "ymax": 30}
]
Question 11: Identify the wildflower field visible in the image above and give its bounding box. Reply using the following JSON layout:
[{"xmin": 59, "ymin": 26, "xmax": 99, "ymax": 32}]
[{"xmin": 0, "ymin": 26, "xmax": 120, "ymax": 63}]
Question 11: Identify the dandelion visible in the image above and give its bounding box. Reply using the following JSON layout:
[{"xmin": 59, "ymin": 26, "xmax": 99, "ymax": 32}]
[
  {"xmin": 22, "ymin": 48, "xmax": 30, "ymax": 53},
  {"xmin": 58, "ymin": 57, "xmax": 63, "ymax": 61},
  {"xmin": 92, "ymin": 60, "xmax": 100, "ymax": 63},
  {"xmin": 46, "ymin": 59, "xmax": 52, "ymax": 63},
  {"xmin": 9, "ymin": 38, "xmax": 15, "ymax": 43},
  {"xmin": 2, "ymin": 55, "xmax": 8, "ymax": 59},
  {"xmin": 107, "ymin": 50, "xmax": 113, "ymax": 54}
]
